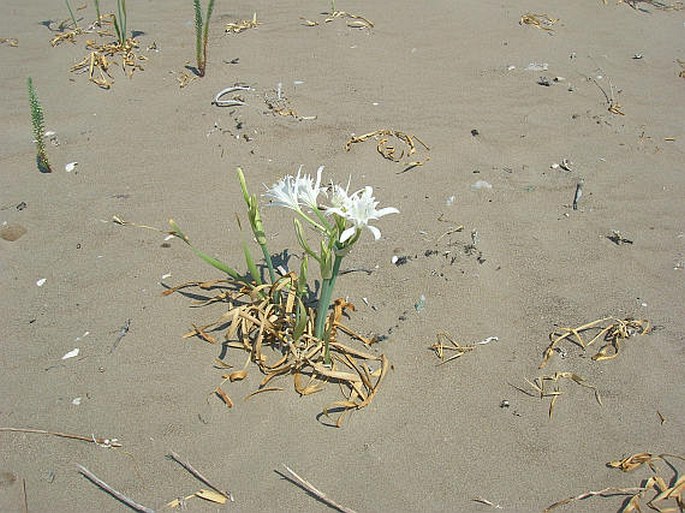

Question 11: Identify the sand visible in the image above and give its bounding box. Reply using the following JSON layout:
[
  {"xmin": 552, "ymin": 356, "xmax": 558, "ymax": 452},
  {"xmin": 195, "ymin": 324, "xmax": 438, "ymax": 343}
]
[{"xmin": 1, "ymin": 0, "xmax": 684, "ymax": 512}]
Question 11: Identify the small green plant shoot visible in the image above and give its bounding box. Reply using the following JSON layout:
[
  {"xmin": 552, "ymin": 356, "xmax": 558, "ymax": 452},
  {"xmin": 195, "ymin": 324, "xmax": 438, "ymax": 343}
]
[
  {"xmin": 113, "ymin": 0, "xmax": 128, "ymax": 46},
  {"xmin": 27, "ymin": 77, "xmax": 52, "ymax": 173},
  {"xmin": 93, "ymin": 0, "xmax": 102, "ymax": 25},
  {"xmin": 193, "ymin": 0, "xmax": 216, "ymax": 76}
]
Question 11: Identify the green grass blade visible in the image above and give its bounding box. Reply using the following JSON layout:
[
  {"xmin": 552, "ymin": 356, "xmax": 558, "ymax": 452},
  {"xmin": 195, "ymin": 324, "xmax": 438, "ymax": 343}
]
[
  {"xmin": 94, "ymin": 0, "xmax": 102, "ymax": 24},
  {"xmin": 65, "ymin": 0, "xmax": 78, "ymax": 28}
]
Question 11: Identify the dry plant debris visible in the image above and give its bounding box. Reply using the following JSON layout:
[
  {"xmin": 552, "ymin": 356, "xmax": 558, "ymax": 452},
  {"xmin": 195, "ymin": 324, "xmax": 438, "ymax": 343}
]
[
  {"xmin": 545, "ymin": 452, "xmax": 685, "ymax": 512},
  {"xmin": 225, "ymin": 13, "xmax": 260, "ymax": 33},
  {"xmin": 540, "ymin": 317, "xmax": 650, "ymax": 368},
  {"xmin": 0, "ymin": 426, "xmax": 121, "ymax": 448},
  {"xmin": 77, "ymin": 465, "xmax": 154, "ymax": 513},
  {"xmin": 616, "ymin": 0, "xmax": 684, "ymax": 10},
  {"xmin": 70, "ymin": 37, "xmax": 146, "ymax": 89},
  {"xmin": 345, "ymin": 129, "xmax": 430, "ymax": 172},
  {"xmin": 678, "ymin": 59, "xmax": 685, "ymax": 79},
  {"xmin": 281, "ymin": 464, "xmax": 359, "ymax": 513},
  {"xmin": 263, "ymin": 88, "xmax": 316, "ymax": 120},
  {"xmin": 50, "ymin": 16, "xmax": 147, "ymax": 89},
  {"xmin": 472, "ymin": 496, "xmax": 503, "ymax": 509},
  {"xmin": 430, "ymin": 332, "xmax": 498, "ymax": 365},
  {"xmin": 50, "ymin": 27, "xmax": 86, "ymax": 46},
  {"xmin": 0, "ymin": 37, "xmax": 19, "ymax": 47},
  {"xmin": 164, "ymin": 275, "xmax": 388, "ymax": 427},
  {"xmin": 525, "ymin": 372, "xmax": 602, "ymax": 418},
  {"xmin": 166, "ymin": 450, "xmax": 233, "ymax": 508},
  {"xmin": 301, "ymin": 10, "xmax": 374, "ymax": 29},
  {"xmin": 175, "ymin": 71, "xmax": 197, "ymax": 89},
  {"xmin": 519, "ymin": 13, "xmax": 559, "ymax": 31},
  {"xmin": 590, "ymin": 76, "xmax": 625, "ymax": 116}
]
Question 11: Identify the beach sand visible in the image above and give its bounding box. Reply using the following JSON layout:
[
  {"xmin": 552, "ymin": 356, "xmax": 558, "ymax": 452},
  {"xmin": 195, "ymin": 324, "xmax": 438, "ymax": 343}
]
[{"xmin": 1, "ymin": 1, "xmax": 684, "ymax": 511}]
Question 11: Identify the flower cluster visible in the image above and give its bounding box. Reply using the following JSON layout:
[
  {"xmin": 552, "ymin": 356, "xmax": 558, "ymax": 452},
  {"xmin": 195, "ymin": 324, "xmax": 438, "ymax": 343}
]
[{"xmin": 264, "ymin": 166, "xmax": 399, "ymax": 245}]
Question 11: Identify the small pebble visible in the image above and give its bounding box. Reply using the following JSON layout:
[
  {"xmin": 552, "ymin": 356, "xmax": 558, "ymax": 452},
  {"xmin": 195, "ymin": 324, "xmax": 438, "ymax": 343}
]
[{"xmin": 0, "ymin": 224, "xmax": 27, "ymax": 241}]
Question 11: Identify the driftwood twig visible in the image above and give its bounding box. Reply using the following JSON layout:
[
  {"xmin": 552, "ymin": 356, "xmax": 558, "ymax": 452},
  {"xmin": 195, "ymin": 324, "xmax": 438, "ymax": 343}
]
[
  {"xmin": 281, "ymin": 464, "xmax": 358, "ymax": 513},
  {"xmin": 168, "ymin": 451, "xmax": 233, "ymax": 502},
  {"xmin": 76, "ymin": 464, "xmax": 155, "ymax": 513}
]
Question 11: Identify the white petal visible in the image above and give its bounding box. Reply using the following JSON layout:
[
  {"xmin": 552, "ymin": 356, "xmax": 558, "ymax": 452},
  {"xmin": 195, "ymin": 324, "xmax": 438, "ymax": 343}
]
[
  {"xmin": 367, "ymin": 225, "xmax": 381, "ymax": 240},
  {"xmin": 375, "ymin": 206, "xmax": 399, "ymax": 217},
  {"xmin": 339, "ymin": 226, "xmax": 357, "ymax": 243}
]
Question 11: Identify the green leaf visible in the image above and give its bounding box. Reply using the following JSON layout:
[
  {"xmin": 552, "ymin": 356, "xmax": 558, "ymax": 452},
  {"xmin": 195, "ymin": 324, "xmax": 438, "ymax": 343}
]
[{"xmin": 167, "ymin": 219, "xmax": 242, "ymax": 280}]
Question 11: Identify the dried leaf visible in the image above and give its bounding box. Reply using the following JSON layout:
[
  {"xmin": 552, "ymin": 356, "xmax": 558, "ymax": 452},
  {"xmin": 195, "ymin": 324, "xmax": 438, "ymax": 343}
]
[
  {"xmin": 228, "ymin": 370, "xmax": 248, "ymax": 382},
  {"xmin": 166, "ymin": 271, "xmax": 389, "ymax": 426},
  {"xmin": 215, "ymin": 387, "xmax": 233, "ymax": 408},
  {"xmin": 244, "ymin": 387, "xmax": 283, "ymax": 400},
  {"xmin": 608, "ymin": 452, "xmax": 656, "ymax": 472},
  {"xmin": 195, "ymin": 488, "xmax": 227, "ymax": 504}
]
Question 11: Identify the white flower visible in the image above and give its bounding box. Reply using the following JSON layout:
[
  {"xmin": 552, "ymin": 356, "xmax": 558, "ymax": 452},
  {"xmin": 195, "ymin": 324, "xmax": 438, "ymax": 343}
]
[
  {"xmin": 264, "ymin": 165, "xmax": 325, "ymax": 212},
  {"xmin": 264, "ymin": 172, "xmax": 300, "ymax": 211},
  {"xmin": 296, "ymin": 165, "xmax": 324, "ymax": 210},
  {"xmin": 326, "ymin": 185, "xmax": 399, "ymax": 243}
]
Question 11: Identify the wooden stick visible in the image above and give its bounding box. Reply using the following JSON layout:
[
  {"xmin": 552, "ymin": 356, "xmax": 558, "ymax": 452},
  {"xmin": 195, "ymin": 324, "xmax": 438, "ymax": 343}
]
[
  {"xmin": 168, "ymin": 451, "xmax": 233, "ymax": 502},
  {"xmin": 0, "ymin": 427, "xmax": 121, "ymax": 447},
  {"xmin": 281, "ymin": 464, "xmax": 358, "ymax": 513},
  {"xmin": 76, "ymin": 465, "xmax": 155, "ymax": 513}
]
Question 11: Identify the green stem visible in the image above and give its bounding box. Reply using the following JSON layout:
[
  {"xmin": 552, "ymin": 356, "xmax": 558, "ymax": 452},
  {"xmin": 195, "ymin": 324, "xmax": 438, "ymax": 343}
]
[
  {"xmin": 94, "ymin": 0, "xmax": 101, "ymax": 24},
  {"xmin": 260, "ymin": 245, "xmax": 276, "ymax": 284},
  {"xmin": 315, "ymin": 253, "xmax": 344, "ymax": 366}
]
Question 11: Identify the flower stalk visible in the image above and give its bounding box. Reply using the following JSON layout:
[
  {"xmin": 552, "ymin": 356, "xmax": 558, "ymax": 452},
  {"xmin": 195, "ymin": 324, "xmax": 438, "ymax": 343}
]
[{"xmin": 264, "ymin": 166, "xmax": 398, "ymax": 366}]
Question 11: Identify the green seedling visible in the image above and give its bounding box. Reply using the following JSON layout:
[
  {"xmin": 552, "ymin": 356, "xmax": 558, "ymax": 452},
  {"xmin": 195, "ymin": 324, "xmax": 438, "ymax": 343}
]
[
  {"xmin": 93, "ymin": 0, "xmax": 102, "ymax": 25},
  {"xmin": 27, "ymin": 77, "xmax": 52, "ymax": 173},
  {"xmin": 193, "ymin": 0, "xmax": 216, "ymax": 76},
  {"xmin": 113, "ymin": 0, "xmax": 128, "ymax": 46}
]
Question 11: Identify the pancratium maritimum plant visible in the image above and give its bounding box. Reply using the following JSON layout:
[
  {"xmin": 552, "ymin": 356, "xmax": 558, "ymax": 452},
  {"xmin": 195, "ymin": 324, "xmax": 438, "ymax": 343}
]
[
  {"xmin": 157, "ymin": 166, "xmax": 395, "ymax": 425},
  {"xmin": 264, "ymin": 166, "xmax": 399, "ymax": 364}
]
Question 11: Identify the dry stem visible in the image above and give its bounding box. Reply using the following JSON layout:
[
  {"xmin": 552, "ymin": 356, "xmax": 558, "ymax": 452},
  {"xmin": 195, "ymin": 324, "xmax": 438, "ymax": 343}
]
[
  {"xmin": 281, "ymin": 464, "xmax": 358, "ymax": 513},
  {"xmin": 76, "ymin": 465, "xmax": 154, "ymax": 513}
]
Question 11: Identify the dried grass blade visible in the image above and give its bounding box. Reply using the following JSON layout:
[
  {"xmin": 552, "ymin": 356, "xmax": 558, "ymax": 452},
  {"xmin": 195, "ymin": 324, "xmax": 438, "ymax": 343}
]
[
  {"xmin": 0, "ymin": 427, "xmax": 121, "ymax": 447},
  {"xmin": 244, "ymin": 387, "xmax": 284, "ymax": 401},
  {"xmin": 215, "ymin": 387, "xmax": 233, "ymax": 408},
  {"xmin": 312, "ymin": 364, "xmax": 362, "ymax": 384},
  {"xmin": 329, "ymin": 341, "xmax": 378, "ymax": 361},
  {"xmin": 260, "ymin": 365, "xmax": 292, "ymax": 387},
  {"xmin": 544, "ymin": 486, "xmax": 649, "ymax": 512},
  {"xmin": 189, "ymin": 323, "xmax": 217, "ymax": 344},
  {"xmin": 294, "ymin": 372, "xmax": 323, "ymax": 396}
]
